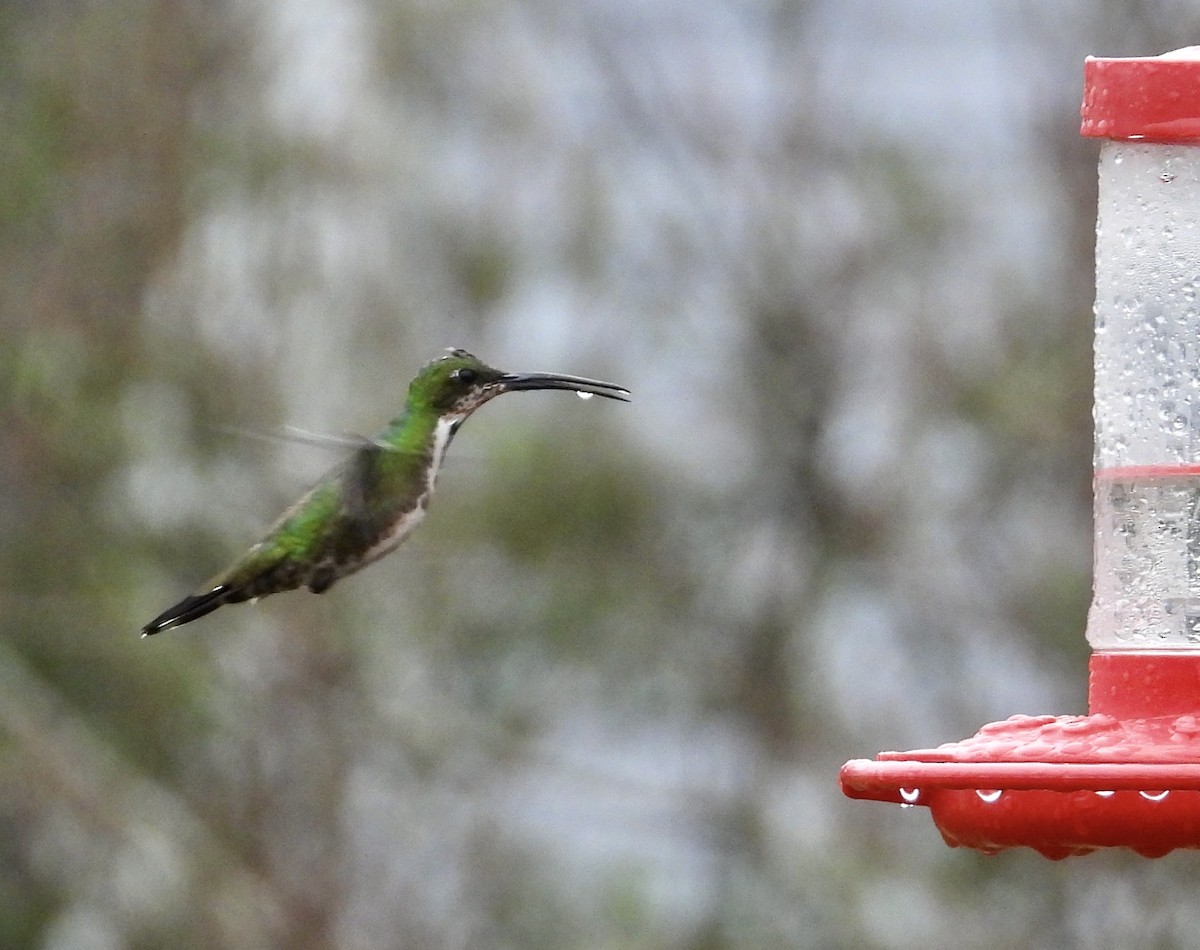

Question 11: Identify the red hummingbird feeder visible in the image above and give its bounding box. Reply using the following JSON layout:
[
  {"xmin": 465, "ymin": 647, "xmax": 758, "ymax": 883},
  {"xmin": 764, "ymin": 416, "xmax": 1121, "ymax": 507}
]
[{"xmin": 839, "ymin": 49, "xmax": 1200, "ymax": 858}]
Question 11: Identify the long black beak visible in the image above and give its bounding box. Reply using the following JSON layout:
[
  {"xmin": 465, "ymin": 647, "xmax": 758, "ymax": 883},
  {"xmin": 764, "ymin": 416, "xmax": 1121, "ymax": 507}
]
[{"xmin": 499, "ymin": 372, "xmax": 631, "ymax": 402}]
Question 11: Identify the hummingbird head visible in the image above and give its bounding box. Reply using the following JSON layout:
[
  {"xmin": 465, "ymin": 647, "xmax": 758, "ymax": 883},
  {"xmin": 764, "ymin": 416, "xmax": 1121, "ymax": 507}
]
[{"xmin": 411, "ymin": 348, "xmax": 630, "ymax": 421}]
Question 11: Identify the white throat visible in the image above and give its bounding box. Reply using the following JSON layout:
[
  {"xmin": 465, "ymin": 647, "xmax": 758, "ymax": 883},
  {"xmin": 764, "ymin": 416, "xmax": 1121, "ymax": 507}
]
[
  {"xmin": 355, "ymin": 415, "xmax": 462, "ymax": 568},
  {"xmin": 426, "ymin": 416, "xmax": 460, "ymax": 490}
]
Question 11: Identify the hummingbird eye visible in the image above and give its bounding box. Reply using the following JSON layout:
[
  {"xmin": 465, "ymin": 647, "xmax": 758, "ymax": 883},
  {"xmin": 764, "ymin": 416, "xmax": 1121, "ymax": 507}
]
[{"xmin": 451, "ymin": 368, "xmax": 477, "ymax": 385}]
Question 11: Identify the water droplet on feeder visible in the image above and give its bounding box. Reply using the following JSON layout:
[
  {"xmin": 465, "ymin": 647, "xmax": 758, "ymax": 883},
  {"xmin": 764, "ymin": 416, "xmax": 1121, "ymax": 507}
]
[
  {"xmin": 1139, "ymin": 790, "xmax": 1170, "ymax": 801},
  {"xmin": 899, "ymin": 787, "xmax": 920, "ymax": 803},
  {"xmin": 976, "ymin": 789, "xmax": 1003, "ymax": 803},
  {"xmin": 576, "ymin": 392, "xmax": 593, "ymax": 400}
]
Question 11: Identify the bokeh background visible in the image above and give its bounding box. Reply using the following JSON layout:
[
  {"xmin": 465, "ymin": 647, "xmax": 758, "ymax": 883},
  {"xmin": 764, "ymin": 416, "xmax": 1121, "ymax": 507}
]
[{"xmin": 6, "ymin": 1, "xmax": 1200, "ymax": 947}]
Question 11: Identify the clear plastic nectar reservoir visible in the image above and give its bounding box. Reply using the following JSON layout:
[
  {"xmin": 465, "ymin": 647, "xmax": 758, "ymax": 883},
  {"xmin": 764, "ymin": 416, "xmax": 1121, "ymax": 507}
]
[{"xmin": 1089, "ymin": 137, "xmax": 1200, "ymax": 648}]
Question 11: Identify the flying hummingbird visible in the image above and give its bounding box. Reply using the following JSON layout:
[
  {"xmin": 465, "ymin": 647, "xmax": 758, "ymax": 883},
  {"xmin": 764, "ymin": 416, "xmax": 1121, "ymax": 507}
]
[{"xmin": 141, "ymin": 348, "xmax": 630, "ymax": 636}]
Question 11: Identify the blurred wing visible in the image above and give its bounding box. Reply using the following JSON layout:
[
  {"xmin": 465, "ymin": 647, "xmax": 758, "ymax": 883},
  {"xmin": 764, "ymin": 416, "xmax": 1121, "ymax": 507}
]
[
  {"xmin": 342, "ymin": 441, "xmax": 385, "ymax": 522},
  {"xmin": 212, "ymin": 424, "xmax": 380, "ymax": 453}
]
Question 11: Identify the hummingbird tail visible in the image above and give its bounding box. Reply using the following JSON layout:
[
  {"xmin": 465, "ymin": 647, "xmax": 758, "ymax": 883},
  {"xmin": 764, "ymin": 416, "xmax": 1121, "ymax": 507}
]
[{"xmin": 141, "ymin": 585, "xmax": 234, "ymax": 637}]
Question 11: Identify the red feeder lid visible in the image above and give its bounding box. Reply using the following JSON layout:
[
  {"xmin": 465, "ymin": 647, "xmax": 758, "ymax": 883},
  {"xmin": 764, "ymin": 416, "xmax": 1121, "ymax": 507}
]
[{"xmin": 1081, "ymin": 48, "xmax": 1200, "ymax": 142}]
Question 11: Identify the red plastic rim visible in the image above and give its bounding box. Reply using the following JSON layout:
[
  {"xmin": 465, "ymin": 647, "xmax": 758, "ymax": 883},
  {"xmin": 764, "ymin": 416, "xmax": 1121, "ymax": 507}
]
[
  {"xmin": 1081, "ymin": 51, "xmax": 1200, "ymax": 142},
  {"xmin": 840, "ymin": 759, "xmax": 1200, "ymax": 799}
]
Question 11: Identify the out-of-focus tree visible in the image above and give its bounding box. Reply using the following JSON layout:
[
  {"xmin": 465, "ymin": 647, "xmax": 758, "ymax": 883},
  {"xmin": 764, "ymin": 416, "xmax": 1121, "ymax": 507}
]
[{"xmin": 0, "ymin": 1, "xmax": 287, "ymax": 946}]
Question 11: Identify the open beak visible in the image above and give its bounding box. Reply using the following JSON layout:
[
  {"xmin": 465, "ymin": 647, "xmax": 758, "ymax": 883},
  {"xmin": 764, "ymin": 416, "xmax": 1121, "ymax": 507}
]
[{"xmin": 499, "ymin": 372, "xmax": 631, "ymax": 402}]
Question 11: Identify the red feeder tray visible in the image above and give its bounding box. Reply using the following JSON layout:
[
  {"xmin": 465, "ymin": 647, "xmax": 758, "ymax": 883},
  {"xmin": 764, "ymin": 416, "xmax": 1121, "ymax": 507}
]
[
  {"xmin": 839, "ymin": 51, "xmax": 1200, "ymax": 857},
  {"xmin": 839, "ymin": 653, "xmax": 1200, "ymax": 857}
]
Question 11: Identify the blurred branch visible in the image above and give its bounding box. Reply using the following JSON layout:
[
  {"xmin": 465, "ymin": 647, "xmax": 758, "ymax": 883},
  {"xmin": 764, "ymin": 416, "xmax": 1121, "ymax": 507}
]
[{"xmin": 0, "ymin": 639, "xmax": 286, "ymax": 946}]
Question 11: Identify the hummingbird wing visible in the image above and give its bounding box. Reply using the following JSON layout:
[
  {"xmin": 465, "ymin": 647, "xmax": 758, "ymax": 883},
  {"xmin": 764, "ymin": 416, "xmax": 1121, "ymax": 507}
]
[
  {"xmin": 213, "ymin": 423, "xmax": 387, "ymax": 453},
  {"xmin": 341, "ymin": 439, "xmax": 383, "ymax": 524}
]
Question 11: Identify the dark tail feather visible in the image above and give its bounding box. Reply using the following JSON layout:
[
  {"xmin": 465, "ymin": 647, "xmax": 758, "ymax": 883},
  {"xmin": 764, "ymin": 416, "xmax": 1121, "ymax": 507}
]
[{"xmin": 141, "ymin": 585, "xmax": 233, "ymax": 637}]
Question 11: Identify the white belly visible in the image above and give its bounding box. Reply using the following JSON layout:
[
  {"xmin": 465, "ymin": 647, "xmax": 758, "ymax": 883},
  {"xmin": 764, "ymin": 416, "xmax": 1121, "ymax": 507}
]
[{"xmin": 356, "ymin": 415, "xmax": 457, "ymax": 567}]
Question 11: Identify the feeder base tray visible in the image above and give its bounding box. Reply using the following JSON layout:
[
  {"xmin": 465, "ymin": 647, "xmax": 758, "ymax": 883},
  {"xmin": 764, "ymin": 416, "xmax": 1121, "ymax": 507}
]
[{"xmin": 840, "ymin": 654, "xmax": 1200, "ymax": 857}]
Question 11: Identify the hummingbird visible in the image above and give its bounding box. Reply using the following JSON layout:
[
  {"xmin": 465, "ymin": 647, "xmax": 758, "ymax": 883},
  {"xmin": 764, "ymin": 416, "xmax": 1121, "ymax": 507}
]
[{"xmin": 141, "ymin": 348, "xmax": 630, "ymax": 636}]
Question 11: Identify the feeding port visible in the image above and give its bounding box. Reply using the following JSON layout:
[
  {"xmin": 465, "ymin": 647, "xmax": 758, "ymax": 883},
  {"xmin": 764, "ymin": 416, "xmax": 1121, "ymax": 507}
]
[{"xmin": 839, "ymin": 49, "xmax": 1200, "ymax": 858}]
